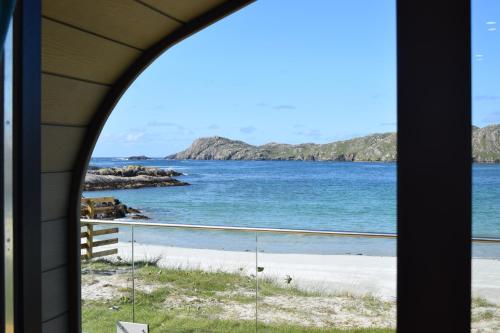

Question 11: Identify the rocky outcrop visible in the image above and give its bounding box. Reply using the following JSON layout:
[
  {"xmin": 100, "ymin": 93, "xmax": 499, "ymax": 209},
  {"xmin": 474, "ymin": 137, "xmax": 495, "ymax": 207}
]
[
  {"xmin": 84, "ymin": 165, "xmax": 188, "ymax": 191},
  {"xmin": 472, "ymin": 125, "xmax": 500, "ymax": 163},
  {"xmin": 81, "ymin": 197, "xmax": 150, "ymax": 219},
  {"xmin": 127, "ymin": 155, "xmax": 151, "ymax": 160},
  {"xmin": 167, "ymin": 124, "xmax": 500, "ymax": 162},
  {"xmin": 89, "ymin": 165, "xmax": 183, "ymax": 177}
]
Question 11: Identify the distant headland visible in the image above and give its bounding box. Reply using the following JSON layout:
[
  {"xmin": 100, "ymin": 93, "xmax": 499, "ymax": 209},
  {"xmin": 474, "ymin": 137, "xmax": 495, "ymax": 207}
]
[{"xmin": 166, "ymin": 124, "xmax": 500, "ymax": 163}]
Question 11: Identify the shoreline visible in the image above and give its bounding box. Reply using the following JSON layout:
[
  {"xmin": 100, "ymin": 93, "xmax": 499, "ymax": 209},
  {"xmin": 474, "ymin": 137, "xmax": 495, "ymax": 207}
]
[
  {"xmin": 109, "ymin": 227, "xmax": 500, "ymax": 259},
  {"xmin": 100, "ymin": 242, "xmax": 500, "ymax": 304},
  {"xmin": 93, "ymin": 157, "xmax": 500, "ymax": 164}
]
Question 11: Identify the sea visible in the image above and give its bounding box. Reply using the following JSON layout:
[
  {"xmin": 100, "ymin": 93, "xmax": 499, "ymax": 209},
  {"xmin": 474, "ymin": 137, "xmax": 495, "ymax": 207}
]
[{"xmin": 85, "ymin": 158, "xmax": 500, "ymax": 258}]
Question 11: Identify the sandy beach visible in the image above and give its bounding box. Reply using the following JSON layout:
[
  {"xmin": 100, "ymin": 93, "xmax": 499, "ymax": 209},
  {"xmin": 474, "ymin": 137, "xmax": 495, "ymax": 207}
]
[{"xmin": 105, "ymin": 242, "xmax": 500, "ymax": 304}]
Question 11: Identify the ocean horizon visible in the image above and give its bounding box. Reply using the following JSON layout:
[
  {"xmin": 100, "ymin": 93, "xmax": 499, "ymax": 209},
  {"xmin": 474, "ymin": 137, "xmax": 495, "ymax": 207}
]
[{"xmin": 85, "ymin": 158, "xmax": 500, "ymax": 258}]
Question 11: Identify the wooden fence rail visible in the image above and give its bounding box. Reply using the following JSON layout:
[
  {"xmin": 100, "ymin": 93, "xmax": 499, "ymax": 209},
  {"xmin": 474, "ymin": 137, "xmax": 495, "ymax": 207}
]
[{"xmin": 81, "ymin": 223, "xmax": 119, "ymax": 260}]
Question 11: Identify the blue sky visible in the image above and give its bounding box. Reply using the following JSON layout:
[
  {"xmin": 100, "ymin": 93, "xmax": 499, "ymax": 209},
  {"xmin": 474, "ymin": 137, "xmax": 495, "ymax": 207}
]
[
  {"xmin": 93, "ymin": 0, "xmax": 499, "ymax": 157},
  {"xmin": 473, "ymin": 0, "xmax": 500, "ymax": 126}
]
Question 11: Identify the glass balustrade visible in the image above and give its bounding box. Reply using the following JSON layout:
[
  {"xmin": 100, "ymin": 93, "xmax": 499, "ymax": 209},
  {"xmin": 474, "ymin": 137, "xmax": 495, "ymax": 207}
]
[
  {"xmin": 255, "ymin": 232, "xmax": 396, "ymax": 331},
  {"xmin": 471, "ymin": 241, "xmax": 500, "ymax": 331},
  {"xmin": 82, "ymin": 220, "xmax": 500, "ymax": 333},
  {"xmin": 80, "ymin": 220, "xmax": 500, "ymax": 332},
  {"xmin": 80, "ymin": 221, "xmax": 409, "ymax": 332},
  {"xmin": 81, "ymin": 222, "xmax": 133, "ymax": 332}
]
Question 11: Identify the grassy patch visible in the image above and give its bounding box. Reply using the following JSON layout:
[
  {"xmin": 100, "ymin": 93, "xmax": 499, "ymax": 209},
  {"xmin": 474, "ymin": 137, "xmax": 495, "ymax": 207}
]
[
  {"xmin": 258, "ymin": 275, "xmax": 320, "ymax": 297},
  {"xmin": 83, "ymin": 301, "xmax": 393, "ymax": 333},
  {"xmin": 139, "ymin": 266, "xmax": 256, "ymax": 297},
  {"xmin": 471, "ymin": 297, "xmax": 499, "ymax": 324},
  {"xmin": 82, "ymin": 261, "xmax": 397, "ymax": 332},
  {"xmin": 472, "ymin": 297, "xmax": 496, "ymax": 308}
]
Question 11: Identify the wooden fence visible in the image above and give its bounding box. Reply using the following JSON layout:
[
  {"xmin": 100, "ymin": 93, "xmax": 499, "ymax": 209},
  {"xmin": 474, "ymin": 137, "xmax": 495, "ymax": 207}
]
[{"xmin": 81, "ymin": 222, "xmax": 119, "ymax": 260}]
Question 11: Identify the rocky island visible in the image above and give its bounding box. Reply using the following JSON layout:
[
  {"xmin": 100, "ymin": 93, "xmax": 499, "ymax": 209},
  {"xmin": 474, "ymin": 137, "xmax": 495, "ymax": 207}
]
[
  {"xmin": 167, "ymin": 124, "xmax": 500, "ymax": 162},
  {"xmin": 127, "ymin": 155, "xmax": 151, "ymax": 160},
  {"xmin": 84, "ymin": 165, "xmax": 188, "ymax": 191}
]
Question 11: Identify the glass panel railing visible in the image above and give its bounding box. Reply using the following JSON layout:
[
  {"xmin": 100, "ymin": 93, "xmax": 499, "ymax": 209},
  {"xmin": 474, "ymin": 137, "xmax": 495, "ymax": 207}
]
[
  {"xmin": 471, "ymin": 242, "xmax": 500, "ymax": 331},
  {"xmin": 90, "ymin": 221, "xmax": 500, "ymax": 333},
  {"xmin": 81, "ymin": 220, "xmax": 500, "ymax": 332},
  {"xmin": 127, "ymin": 224, "xmax": 258, "ymax": 332},
  {"xmin": 81, "ymin": 222, "xmax": 133, "ymax": 332},
  {"xmin": 256, "ymin": 233, "xmax": 396, "ymax": 332},
  {"xmin": 80, "ymin": 220, "xmax": 404, "ymax": 332}
]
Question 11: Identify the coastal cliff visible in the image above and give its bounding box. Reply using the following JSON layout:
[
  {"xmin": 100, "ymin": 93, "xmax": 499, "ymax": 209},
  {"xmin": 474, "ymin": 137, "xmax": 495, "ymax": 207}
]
[
  {"xmin": 166, "ymin": 124, "xmax": 500, "ymax": 162},
  {"xmin": 472, "ymin": 125, "xmax": 500, "ymax": 162},
  {"xmin": 166, "ymin": 133, "xmax": 397, "ymax": 161}
]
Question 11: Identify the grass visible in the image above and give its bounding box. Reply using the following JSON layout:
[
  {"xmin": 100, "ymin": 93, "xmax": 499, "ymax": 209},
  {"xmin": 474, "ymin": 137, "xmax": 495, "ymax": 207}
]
[
  {"xmin": 473, "ymin": 297, "xmax": 496, "ymax": 308},
  {"xmin": 82, "ymin": 259, "xmax": 500, "ymax": 332},
  {"xmin": 82, "ymin": 259, "xmax": 394, "ymax": 333},
  {"xmin": 84, "ymin": 301, "xmax": 393, "ymax": 333},
  {"xmin": 471, "ymin": 297, "xmax": 500, "ymax": 325}
]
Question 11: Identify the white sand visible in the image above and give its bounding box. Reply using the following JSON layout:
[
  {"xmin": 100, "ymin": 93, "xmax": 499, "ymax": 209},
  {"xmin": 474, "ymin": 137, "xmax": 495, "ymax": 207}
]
[{"xmin": 106, "ymin": 242, "xmax": 500, "ymax": 304}]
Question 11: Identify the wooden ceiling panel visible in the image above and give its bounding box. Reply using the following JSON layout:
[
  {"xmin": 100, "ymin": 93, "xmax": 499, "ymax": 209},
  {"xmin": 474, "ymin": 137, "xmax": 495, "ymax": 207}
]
[
  {"xmin": 140, "ymin": 0, "xmax": 228, "ymax": 22},
  {"xmin": 42, "ymin": 218, "xmax": 68, "ymax": 270},
  {"xmin": 43, "ymin": 0, "xmax": 182, "ymax": 50},
  {"xmin": 41, "ymin": 267, "xmax": 68, "ymax": 322},
  {"xmin": 41, "ymin": 173, "xmax": 71, "ymax": 222},
  {"xmin": 42, "ymin": 125, "xmax": 87, "ymax": 172},
  {"xmin": 42, "ymin": 18, "xmax": 141, "ymax": 85},
  {"xmin": 42, "ymin": 74, "xmax": 110, "ymax": 126}
]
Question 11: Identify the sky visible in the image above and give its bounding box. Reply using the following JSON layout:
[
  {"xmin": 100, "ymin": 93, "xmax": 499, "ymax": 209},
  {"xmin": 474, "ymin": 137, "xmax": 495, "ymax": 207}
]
[
  {"xmin": 93, "ymin": 0, "xmax": 499, "ymax": 157},
  {"xmin": 473, "ymin": 0, "xmax": 500, "ymax": 126}
]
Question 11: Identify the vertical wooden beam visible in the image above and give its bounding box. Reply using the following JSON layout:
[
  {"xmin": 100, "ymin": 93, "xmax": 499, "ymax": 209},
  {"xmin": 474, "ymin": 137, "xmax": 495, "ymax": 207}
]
[
  {"xmin": 397, "ymin": 0, "xmax": 471, "ymax": 332},
  {"xmin": 12, "ymin": 0, "xmax": 42, "ymax": 332}
]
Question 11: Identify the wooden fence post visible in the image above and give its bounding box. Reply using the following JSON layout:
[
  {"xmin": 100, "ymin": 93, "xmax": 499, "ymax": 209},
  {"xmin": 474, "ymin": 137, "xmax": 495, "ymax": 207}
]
[
  {"xmin": 86, "ymin": 224, "xmax": 93, "ymax": 259},
  {"xmin": 81, "ymin": 223, "xmax": 118, "ymax": 259}
]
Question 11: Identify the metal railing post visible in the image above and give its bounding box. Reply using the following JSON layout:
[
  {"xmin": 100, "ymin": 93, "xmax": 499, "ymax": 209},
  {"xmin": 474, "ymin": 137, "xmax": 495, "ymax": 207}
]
[
  {"xmin": 255, "ymin": 232, "xmax": 258, "ymax": 333},
  {"xmin": 132, "ymin": 225, "xmax": 135, "ymax": 323}
]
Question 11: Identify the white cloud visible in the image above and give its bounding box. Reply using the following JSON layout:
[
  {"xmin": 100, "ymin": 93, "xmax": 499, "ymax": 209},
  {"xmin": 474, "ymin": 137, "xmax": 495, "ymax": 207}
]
[
  {"xmin": 488, "ymin": 27, "xmax": 497, "ymax": 31},
  {"xmin": 125, "ymin": 132, "xmax": 145, "ymax": 143},
  {"xmin": 486, "ymin": 21, "xmax": 497, "ymax": 25}
]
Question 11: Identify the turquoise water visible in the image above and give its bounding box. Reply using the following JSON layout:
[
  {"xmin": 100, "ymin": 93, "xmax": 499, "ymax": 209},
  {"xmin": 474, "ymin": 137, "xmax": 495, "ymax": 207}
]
[{"xmin": 86, "ymin": 159, "xmax": 500, "ymax": 257}]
